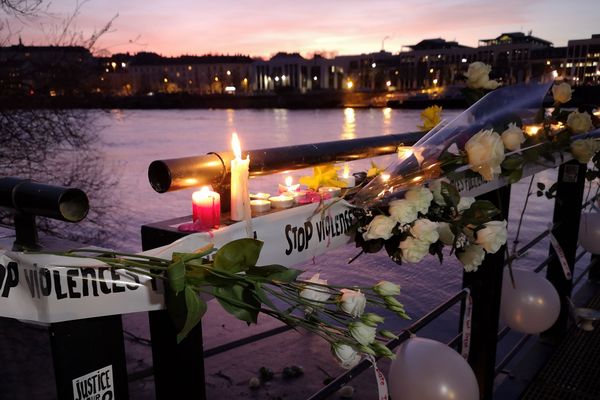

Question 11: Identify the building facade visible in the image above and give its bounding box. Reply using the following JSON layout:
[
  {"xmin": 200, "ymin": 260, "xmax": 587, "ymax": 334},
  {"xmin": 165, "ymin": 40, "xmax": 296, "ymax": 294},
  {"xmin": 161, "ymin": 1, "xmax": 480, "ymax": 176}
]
[{"xmin": 566, "ymin": 34, "xmax": 600, "ymax": 85}]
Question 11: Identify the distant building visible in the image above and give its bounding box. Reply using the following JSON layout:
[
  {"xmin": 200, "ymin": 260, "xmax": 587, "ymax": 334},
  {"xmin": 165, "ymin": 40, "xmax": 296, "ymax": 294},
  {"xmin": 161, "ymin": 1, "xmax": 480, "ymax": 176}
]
[
  {"xmin": 475, "ymin": 32, "xmax": 555, "ymax": 84},
  {"xmin": 395, "ymin": 38, "xmax": 473, "ymax": 91},
  {"xmin": 125, "ymin": 53, "xmax": 253, "ymax": 95},
  {"xmin": 566, "ymin": 34, "xmax": 600, "ymax": 85},
  {"xmin": 0, "ymin": 42, "xmax": 95, "ymax": 96},
  {"xmin": 252, "ymin": 52, "xmax": 344, "ymax": 93}
]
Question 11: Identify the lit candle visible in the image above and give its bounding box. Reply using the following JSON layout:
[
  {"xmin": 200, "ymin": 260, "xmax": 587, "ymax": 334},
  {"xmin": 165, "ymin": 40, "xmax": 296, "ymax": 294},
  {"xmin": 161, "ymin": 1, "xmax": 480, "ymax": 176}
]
[
  {"xmin": 230, "ymin": 133, "xmax": 250, "ymax": 221},
  {"xmin": 192, "ymin": 186, "xmax": 220, "ymax": 229},
  {"xmin": 318, "ymin": 186, "xmax": 342, "ymax": 198},
  {"xmin": 525, "ymin": 125, "xmax": 542, "ymax": 136},
  {"xmin": 278, "ymin": 176, "xmax": 300, "ymax": 193},
  {"xmin": 339, "ymin": 164, "xmax": 356, "ymax": 188},
  {"xmin": 269, "ymin": 195, "xmax": 294, "ymax": 209},
  {"xmin": 250, "ymin": 199, "xmax": 271, "ymax": 213},
  {"xmin": 250, "ymin": 192, "xmax": 271, "ymax": 200}
]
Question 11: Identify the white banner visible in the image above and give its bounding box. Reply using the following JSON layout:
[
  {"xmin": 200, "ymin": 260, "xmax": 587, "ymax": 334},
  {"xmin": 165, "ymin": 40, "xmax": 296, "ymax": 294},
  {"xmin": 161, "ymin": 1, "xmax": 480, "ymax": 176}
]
[{"xmin": 0, "ymin": 199, "xmax": 353, "ymax": 323}]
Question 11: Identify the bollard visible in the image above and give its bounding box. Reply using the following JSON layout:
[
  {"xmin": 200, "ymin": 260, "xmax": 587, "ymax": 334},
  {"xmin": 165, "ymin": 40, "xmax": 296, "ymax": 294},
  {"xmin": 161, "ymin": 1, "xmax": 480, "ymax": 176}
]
[
  {"xmin": 542, "ymin": 160, "xmax": 587, "ymax": 341},
  {"xmin": 461, "ymin": 185, "xmax": 511, "ymax": 400}
]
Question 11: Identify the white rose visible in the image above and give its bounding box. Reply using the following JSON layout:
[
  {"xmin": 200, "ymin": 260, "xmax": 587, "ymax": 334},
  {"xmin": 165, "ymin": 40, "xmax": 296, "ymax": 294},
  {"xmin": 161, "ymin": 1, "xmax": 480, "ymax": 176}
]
[
  {"xmin": 457, "ymin": 244, "xmax": 485, "ymax": 272},
  {"xmin": 349, "ymin": 321, "xmax": 377, "ymax": 345},
  {"xmin": 465, "ymin": 129, "xmax": 506, "ymax": 181},
  {"xmin": 457, "ymin": 196, "xmax": 476, "ymax": 212},
  {"xmin": 332, "ymin": 343, "xmax": 361, "ymax": 369},
  {"xmin": 339, "ymin": 289, "xmax": 367, "ymax": 317},
  {"xmin": 399, "ymin": 237, "xmax": 430, "ymax": 263},
  {"xmin": 362, "ymin": 215, "xmax": 396, "ymax": 241},
  {"xmin": 389, "ymin": 199, "xmax": 418, "ymax": 225},
  {"xmin": 475, "ymin": 220, "xmax": 507, "ymax": 254},
  {"xmin": 552, "ymin": 82, "xmax": 572, "ymax": 104},
  {"xmin": 299, "ymin": 273, "xmax": 330, "ymax": 304},
  {"xmin": 373, "ymin": 281, "xmax": 401, "ymax": 296},
  {"xmin": 429, "ymin": 178, "xmax": 449, "ymax": 205},
  {"xmin": 570, "ymin": 139, "xmax": 600, "ymax": 164},
  {"xmin": 404, "ymin": 187, "xmax": 433, "ymax": 214},
  {"xmin": 464, "ymin": 62, "xmax": 498, "ymax": 89},
  {"xmin": 567, "ymin": 111, "xmax": 593, "ymax": 134},
  {"xmin": 482, "ymin": 78, "xmax": 500, "ymax": 90},
  {"xmin": 437, "ymin": 222, "xmax": 455, "ymax": 245},
  {"xmin": 410, "ymin": 218, "xmax": 439, "ymax": 244},
  {"xmin": 501, "ymin": 123, "xmax": 526, "ymax": 151}
]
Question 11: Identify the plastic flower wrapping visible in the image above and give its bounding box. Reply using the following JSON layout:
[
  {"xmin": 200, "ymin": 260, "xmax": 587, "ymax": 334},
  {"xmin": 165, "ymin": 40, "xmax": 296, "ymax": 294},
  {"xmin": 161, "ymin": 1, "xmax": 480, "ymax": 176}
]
[{"xmin": 348, "ymin": 76, "xmax": 600, "ymax": 271}]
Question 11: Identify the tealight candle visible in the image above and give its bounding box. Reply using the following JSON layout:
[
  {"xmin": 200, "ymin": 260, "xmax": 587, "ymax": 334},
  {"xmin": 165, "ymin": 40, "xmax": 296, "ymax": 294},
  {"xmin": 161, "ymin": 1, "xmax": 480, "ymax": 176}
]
[
  {"xmin": 278, "ymin": 176, "xmax": 300, "ymax": 193},
  {"xmin": 318, "ymin": 186, "xmax": 342, "ymax": 198},
  {"xmin": 230, "ymin": 133, "xmax": 250, "ymax": 221},
  {"xmin": 340, "ymin": 163, "xmax": 356, "ymax": 188},
  {"xmin": 250, "ymin": 199, "xmax": 271, "ymax": 213},
  {"xmin": 192, "ymin": 186, "xmax": 220, "ymax": 229},
  {"xmin": 269, "ymin": 195, "xmax": 294, "ymax": 209},
  {"xmin": 250, "ymin": 192, "xmax": 271, "ymax": 200}
]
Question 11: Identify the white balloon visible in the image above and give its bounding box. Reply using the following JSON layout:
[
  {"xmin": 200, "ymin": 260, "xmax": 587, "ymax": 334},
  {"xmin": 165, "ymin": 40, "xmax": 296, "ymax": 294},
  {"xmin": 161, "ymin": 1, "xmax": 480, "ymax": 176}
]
[
  {"xmin": 579, "ymin": 213, "xmax": 600, "ymax": 254},
  {"xmin": 388, "ymin": 337, "xmax": 479, "ymax": 400},
  {"xmin": 500, "ymin": 268, "xmax": 560, "ymax": 334}
]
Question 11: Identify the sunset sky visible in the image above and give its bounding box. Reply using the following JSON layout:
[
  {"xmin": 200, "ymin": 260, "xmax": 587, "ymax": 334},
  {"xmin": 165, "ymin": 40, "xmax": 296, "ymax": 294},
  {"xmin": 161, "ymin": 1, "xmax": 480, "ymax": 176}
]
[{"xmin": 4, "ymin": 0, "xmax": 600, "ymax": 58}]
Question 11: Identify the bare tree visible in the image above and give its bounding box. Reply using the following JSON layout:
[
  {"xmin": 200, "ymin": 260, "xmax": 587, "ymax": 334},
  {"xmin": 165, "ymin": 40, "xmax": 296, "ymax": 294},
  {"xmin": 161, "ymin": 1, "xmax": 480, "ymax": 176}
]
[{"xmin": 1, "ymin": 1, "xmax": 126, "ymax": 249}]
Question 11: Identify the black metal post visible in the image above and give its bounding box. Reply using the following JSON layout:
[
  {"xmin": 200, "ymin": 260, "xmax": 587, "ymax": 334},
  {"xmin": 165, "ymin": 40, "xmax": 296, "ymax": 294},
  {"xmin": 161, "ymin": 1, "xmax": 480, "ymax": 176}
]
[
  {"xmin": 461, "ymin": 185, "xmax": 511, "ymax": 400},
  {"xmin": 542, "ymin": 160, "xmax": 587, "ymax": 341},
  {"xmin": 50, "ymin": 315, "xmax": 129, "ymax": 400},
  {"xmin": 589, "ymin": 254, "xmax": 600, "ymax": 283},
  {"xmin": 141, "ymin": 233, "xmax": 206, "ymax": 400}
]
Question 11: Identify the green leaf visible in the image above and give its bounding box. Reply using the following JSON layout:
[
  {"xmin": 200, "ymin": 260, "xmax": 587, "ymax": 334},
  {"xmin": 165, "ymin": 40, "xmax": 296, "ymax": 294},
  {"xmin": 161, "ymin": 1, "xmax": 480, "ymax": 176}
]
[
  {"xmin": 252, "ymin": 283, "xmax": 279, "ymax": 311},
  {"xmin": 502, "ymin": 155, "xmax": 524, "ymax": 171},
  {"xmin": 460, "ymin": 200, "xmax": 501, "ymax": 225},
  {"xmin": 247, "ymin": 265, "xmax": 303, "ymax": 283},
  {"xmin": 441, "ymin": 181, "xmax": 460, "ymax": 208},
  {"xmin": 213, "ymin": 238, "xmax": 263, "ymax": 273},
  {"xmin": 537, "ymin": 182, "xmax": 546, "ymax": 191},
  {"xmin": 176, "ymin": 286, "xmax": 207, "ymax": 343},
  {"xmin": 507, "ymin": 168, "xmax": 523, "ymax": 184},
  {"xmin": 214, "ymin": 284, "xmax": 260, "ymax": 324},
  {"xmin": 167, "ymin": 259, "xmax": 186, "ymax": 294}
]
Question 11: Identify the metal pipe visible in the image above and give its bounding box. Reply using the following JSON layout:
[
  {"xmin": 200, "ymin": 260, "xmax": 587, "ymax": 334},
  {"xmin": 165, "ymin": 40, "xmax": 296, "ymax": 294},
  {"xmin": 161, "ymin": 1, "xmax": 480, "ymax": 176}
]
[
  {"xmin": 0, "ymin": 177, "xmax": 89, "ymax": 222},
  {"xmin": 148, "ymin": 132, "xmax": 423, "ymax": 193}
]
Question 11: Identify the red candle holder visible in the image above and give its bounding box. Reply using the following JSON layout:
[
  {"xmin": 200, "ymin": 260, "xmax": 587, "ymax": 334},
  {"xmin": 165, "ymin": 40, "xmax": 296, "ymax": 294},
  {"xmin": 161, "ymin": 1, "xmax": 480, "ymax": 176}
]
[{"xmin": 191, "ymin": 186, "xmax": 221, "ymax": 230}]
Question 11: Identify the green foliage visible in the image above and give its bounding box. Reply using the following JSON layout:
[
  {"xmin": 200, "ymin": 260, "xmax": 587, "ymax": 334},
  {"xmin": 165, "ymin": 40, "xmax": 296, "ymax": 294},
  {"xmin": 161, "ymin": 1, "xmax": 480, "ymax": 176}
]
[
  {"xmin": 441, "ymin": 181, "xmax": 460, "ymax": 208},
  {"xmin": 460, "ymin": 200, "xmax": 501, "ymax": 225},
  {"xmin": 213, "ymin": 238, "xmax": 263, "ymax": 273}
]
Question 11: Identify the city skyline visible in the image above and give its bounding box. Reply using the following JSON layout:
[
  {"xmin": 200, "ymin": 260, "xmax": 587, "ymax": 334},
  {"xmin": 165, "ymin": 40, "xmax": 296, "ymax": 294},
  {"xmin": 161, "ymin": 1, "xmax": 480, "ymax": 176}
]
[{"xmin": 3, "ymin": 0, "xmax": 600, "ymax": 57}]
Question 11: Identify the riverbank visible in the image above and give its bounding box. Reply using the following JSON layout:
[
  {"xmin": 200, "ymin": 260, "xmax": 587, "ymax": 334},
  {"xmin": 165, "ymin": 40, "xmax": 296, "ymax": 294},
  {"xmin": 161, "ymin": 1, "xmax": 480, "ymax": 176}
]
[{"xmin": 1, "ymin": 86, "xmax": 598, "ymax": 110}]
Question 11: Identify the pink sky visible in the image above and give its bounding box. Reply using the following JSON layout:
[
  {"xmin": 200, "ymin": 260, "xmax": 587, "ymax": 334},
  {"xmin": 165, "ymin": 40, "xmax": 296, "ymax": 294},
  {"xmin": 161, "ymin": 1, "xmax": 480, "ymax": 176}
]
[{"xmin": 5, "ymin": 0, "xmax": 600, "ymax": 57}]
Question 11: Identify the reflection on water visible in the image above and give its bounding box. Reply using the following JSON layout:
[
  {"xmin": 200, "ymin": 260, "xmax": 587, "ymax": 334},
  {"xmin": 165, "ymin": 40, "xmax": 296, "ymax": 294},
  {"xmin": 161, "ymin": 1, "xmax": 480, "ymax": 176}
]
[
  {"xmin": 342, "ymin": 107, "xmax": 356, "ymax": 140},
  {"xmin": 273, "ymin": 109, "xmax": 289, "ymax": 143},
  {"xmin": 382, "ymin": 107, "xmax": 392, "ymax": 135}
]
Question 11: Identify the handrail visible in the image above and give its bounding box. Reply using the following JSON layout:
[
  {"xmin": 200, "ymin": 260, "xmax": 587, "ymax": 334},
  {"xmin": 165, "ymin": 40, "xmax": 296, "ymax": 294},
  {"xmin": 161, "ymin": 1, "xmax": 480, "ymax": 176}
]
[{"xmin": 148, "ymin": 132, "xmax": 423, "ymax": 193}]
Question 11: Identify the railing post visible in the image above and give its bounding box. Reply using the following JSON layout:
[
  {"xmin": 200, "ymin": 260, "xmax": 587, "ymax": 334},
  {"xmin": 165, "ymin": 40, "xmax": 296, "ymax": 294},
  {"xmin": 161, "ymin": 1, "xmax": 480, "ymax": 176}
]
[
  {"xmin": 542, "ymin": 160, "xmax": 587, "ymax": 341},
  {"xmin": 461, "ymin": 185, "xmax": 511, "ymax": 400},
  {"xmin": 141, "ymin": 231, "xmax": 207, "ymax": 400}
]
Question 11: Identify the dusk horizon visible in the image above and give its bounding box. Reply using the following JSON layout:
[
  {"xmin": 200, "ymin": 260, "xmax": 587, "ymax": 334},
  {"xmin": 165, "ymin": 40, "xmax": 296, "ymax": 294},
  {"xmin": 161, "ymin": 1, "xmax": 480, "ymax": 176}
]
[{"xmin": 4, "ymin": 0, "xmax": 600, "ymax": 57}]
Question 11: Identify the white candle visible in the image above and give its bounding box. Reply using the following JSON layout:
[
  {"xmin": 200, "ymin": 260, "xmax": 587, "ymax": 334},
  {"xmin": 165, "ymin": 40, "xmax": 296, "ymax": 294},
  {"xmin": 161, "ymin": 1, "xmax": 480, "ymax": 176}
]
[
  {"xmin": 269, "ymin": 195, "xmax": 294, "ymax": 209},
  {"xmin": 318, "ymin": 186, "xmax": 342, "ymax": 198},
  {"xmin": 250, "ymin": 199, "xmax": 271, "ymax": 213},
  {"xmin": 250, "ymin": 192, "xmax": 271, "ymax": 200},
  {"xmin": 230, "ymin": 133, "xmax": 250, "ymax": 221},
  {"xmin": 278, "ymin": 176, "xmax": 300, "ymax": 193},
  {"xmin": 340, "ymin": 163, "xmax": 356, "ymax": 188}
]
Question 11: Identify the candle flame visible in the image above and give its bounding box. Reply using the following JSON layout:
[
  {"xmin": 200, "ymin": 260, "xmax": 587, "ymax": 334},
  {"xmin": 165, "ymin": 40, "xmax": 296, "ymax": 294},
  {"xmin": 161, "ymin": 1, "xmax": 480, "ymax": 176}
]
[
  {"xmin": 525, "ymin": 125, "xmax": 541, "ymax": 136},
  {"xmin": 285, "ymin": 176, "xmax": 293, "ymax": 187},
  {"xmin": 232, "ymin": 132, "xmax": 242, "ymax": 159},
  {"xmin": 192, "ymin": 186, "xmax": 212, "ymax": 202},
  {"xmin": 343, "ymin": 163, "xmax": 350, "ymax": 179}
]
